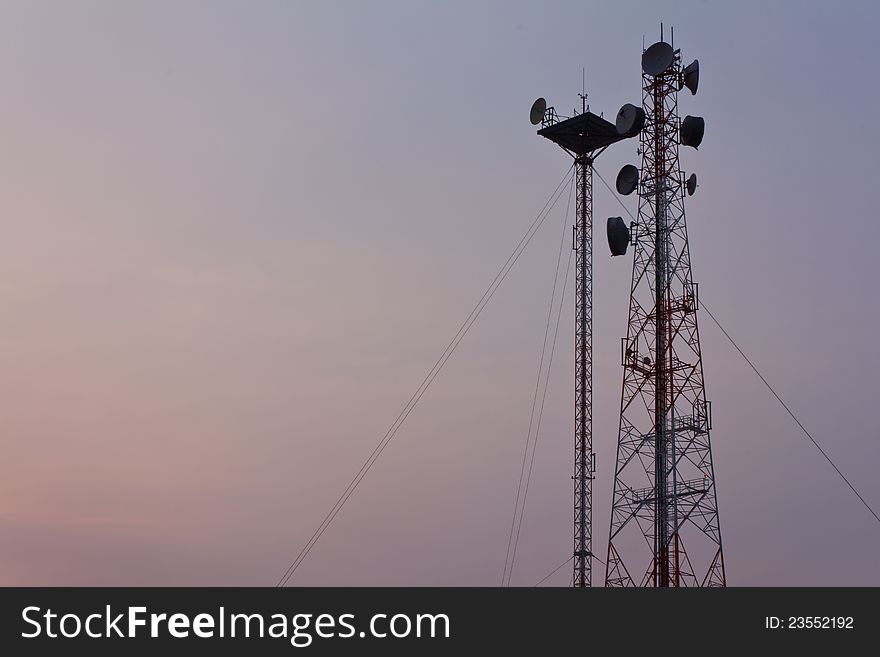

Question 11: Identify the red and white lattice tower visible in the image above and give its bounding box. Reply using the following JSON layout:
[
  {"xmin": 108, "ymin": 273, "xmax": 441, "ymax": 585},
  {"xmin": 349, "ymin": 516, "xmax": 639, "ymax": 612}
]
[{"xmin": 604, "ymin": 36, "xmax": 726, "ymax": 587}]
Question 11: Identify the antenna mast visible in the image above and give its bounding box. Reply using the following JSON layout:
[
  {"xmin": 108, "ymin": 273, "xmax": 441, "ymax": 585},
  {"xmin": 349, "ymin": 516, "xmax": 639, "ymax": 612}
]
[
  {"xmin": 529, "ymin": 84, "xmax": 636, "ymax": 586},
  {"xmin": 605, "ymin": 35, "xmax": 725, "ymax": 587}
]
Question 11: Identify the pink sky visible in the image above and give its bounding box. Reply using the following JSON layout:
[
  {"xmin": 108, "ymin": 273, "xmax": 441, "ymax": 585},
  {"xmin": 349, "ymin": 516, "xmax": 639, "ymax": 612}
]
[{"xmin": 1, "ymin": 1, "xmax": 878, "ymax": 586}]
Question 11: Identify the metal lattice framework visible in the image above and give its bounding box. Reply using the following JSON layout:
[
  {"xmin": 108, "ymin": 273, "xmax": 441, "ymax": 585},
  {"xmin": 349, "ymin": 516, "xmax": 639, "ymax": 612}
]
[
  {"xmin": 537, "ymin": 97, "xmax": 627, "ymax": 587},
  {"xmin": 604, "ymin": 46, "xmax": 725, "ymax": 587},
  {"xmin": 573, "ymin": 154, "xmax": 593, "ymax": 587}
]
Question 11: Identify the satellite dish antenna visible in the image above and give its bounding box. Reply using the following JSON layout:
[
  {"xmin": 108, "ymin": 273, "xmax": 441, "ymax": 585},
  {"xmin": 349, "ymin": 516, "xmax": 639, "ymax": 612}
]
[
  {"xmin": 615, "ymin": 103, "xmax": 646, "ymax": 137},
  {"xmin": 680, "ymin": 115, "xmax": 705, "ymax": 149},
  {"xmin": 615, "ymin": 165, "xmax": 639, "ymax": 196},
  {"xmin": 529, "ymin": 97, "xmax": 547, "ymax": 125},
  {"xmin": 642, "ymin": 41, "xmax": 674, "ymax": 76},
  {"xmin": 683, "ymin": 59, "xmax": 699, "ymax": 95},
  {"xmin": 607, "ymin": 217, "xmax": 631, "ymax": 256},
  {"xmin": 686, "ymin": 173, "xmax": 697, "ymax": 196}
]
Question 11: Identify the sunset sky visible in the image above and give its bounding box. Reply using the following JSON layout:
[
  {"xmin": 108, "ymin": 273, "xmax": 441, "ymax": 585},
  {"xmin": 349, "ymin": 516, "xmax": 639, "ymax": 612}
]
[{"xmin": 1, "ymin": 0, "xmax": 878, "ymax": 586}]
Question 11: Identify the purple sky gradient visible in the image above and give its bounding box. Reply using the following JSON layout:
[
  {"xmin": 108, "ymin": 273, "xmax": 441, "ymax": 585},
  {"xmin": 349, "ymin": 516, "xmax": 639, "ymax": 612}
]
[{"xmin": 0, "ymin": 0, "xmax": 878, "ymax": 586}]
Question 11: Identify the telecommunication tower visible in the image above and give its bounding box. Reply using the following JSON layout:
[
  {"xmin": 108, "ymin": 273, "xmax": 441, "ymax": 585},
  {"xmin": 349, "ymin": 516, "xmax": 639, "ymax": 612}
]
[
  {"xmin": 529, "ymin": 91, "xmax": 636, "ymax": 587},
  {"xmin": 603, "ymin": 34, "xmax": 726, "ymax": 586}
]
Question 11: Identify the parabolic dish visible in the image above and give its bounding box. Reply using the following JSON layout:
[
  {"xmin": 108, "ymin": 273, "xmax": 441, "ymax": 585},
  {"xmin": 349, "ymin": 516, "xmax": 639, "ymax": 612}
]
[
  {"xmin": 683, "ymin": 59, "xmax": 699, "ymax": 95},
  {"xmin": 686, "ymin": 173, "xmax": 697, "ymax": 196},
  {"xmin": 615, "ymin": 103, "xmax": 646, "ymax": 137},
  {"xmin": 642, "ymin": 41, "xmax": 674, "ymax": 76},
  {"xmin": 680, "ymin": 115, "xmax": 705, "ymax": 149},
  {"xmin": 616, "ymin": 164, "xmax": 639, "ymax": 196},
  {"xmin": 529, "ymin": 97, "xmax": 547, "ymax": 125},
  {"xmin": 607, "ymin": 217, "xmax": 630, "ymax": 256}
]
